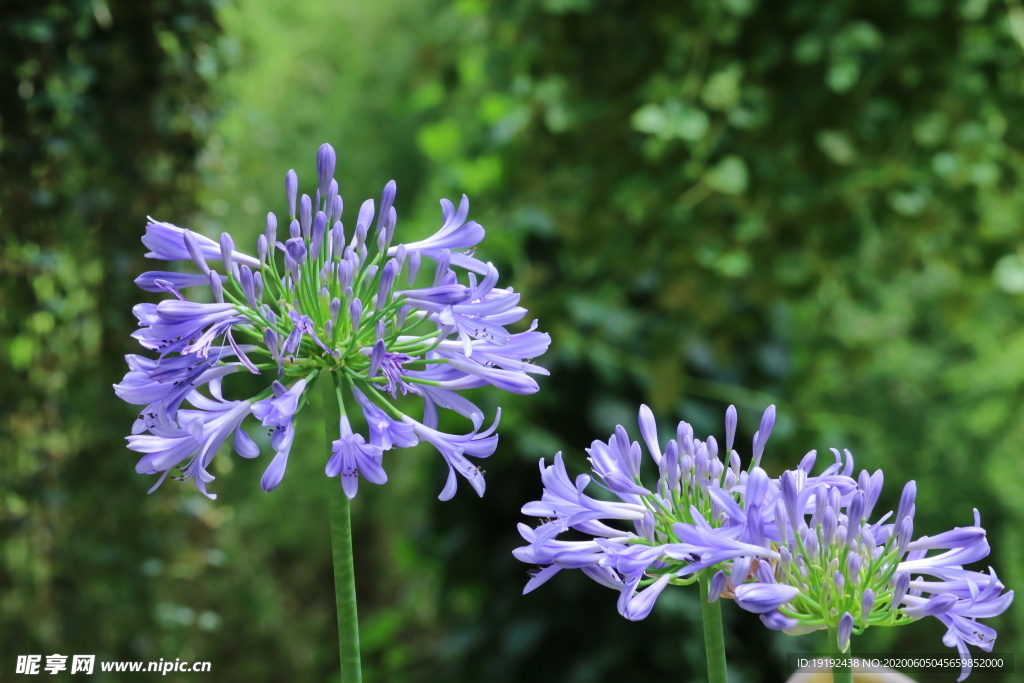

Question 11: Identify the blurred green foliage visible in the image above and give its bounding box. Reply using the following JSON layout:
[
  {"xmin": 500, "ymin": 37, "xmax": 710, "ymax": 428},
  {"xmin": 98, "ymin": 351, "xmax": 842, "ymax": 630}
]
[
  {"xmin": 3, "ymin": 0, "xmax": 1024, "ymax": 681},
  {"xmin": 0, "ymin": 0, "xmax": 227, "ymax": 675}
]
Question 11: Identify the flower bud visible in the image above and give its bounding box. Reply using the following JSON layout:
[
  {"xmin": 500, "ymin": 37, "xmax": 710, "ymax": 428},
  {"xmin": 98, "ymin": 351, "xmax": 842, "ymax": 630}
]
[
  {"xmin": 822, "ymin": 507, "xmax": 837, "ymax": 548},
  {"xmin": 891, "ymin": 571, "xmax": 910, "ymax": 610},
  {"xmin": 846, "ymin": 552, "xmax": 861, "ymax": 582},
  {"xmin": 209, "ymin": 270, "xmax": 223, "ymax": 303},
  {"xmin": 734, "ymin": 583, "xmax": 799, "ymax": 614},
  {"xmin": 724, "ymin": 404, "xmax": 737, "ymax": 452},
  {"xmin": 349, "ymin": 298, "xmax": 363, "ymax": 330},
  {"xmin": 395, "ymin": 304, "xmax": 410, "ymax": 329},
  {"xmin": 376, "ymin": 180, "xmax": 397, "ymax": 235},
  {"xmin": 861, "ymin": 589, "xmax": 875, "ymax": 619},
  {"xmin": 751, "ymin": 405, "xmax": 775, "ymax": 466},
  {"xmin": 896, "ymin": 516, "xmax": 914, "ymax": 555},
  {"xmin": 378, "ymin": 259, "xmax": 399, "ymax": 307},
  {"xmin": 240, "ymin": 266, "xmax": 258, "ymax": 308},
  {"xmin": 316, "ymin": 143, "xmax": 336, "ymax": 198},
  {"xmin": 897, "ymin": 480, "xmax": 917, "ymax": 526},
  {"xmin": 266, "ymin": 211, "xmax": 278, "ymax": 249},
  {"xmin": 329, "ymin": 297, "xmax": 341, "ymax": 326},
  {"xmin": 861, "ymin": 527, "xmax": 876, "ymax": 557},
  {"xmin": 384, "ymin": 206, "xmax": 397, "ymax": 248},
  {"xmin": 355, "ymin": 199, "xmax": 373, "ymax": 249},
  {"xmin": 330, "ymin": 189, "xmax": 342, "ymax": 223},
  {"xmin": 220, "ymin": 232, "xmax": 235, "ymax": 273},
  {"xmin": 311, "ymin": 211, "xmax": 327, "ymax": 260},
  {"xmin": 258, "ymin": 234, "xmax": 269, "ymax": 265},
  {"xmin": 300, "ymin": 194, "xmax": 313, "ymax": 240},
  {"xmin": 837, "ymin": 612, "xmax": 853, "ymax": 650},
  {"xmin": 331, "ymin": 222, "xmax": 346, "ymax": 260},
  {"xmin": 285, "ymin": 170, "xmax": 298, "ymax": 218}
]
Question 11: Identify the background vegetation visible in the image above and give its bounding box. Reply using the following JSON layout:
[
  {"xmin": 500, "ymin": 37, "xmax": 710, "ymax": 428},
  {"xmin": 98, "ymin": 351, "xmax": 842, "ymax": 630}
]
[{"xmin": 2, "ymin": 0, "xmax": 1021, "ymax": 681}]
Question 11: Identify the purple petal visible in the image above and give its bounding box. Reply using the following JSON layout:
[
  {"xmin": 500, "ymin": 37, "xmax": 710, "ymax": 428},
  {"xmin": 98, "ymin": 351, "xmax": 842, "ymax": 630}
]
[
  {"xmin": 621, "ymin": 574, "xmax": 672, "ymax": 621},
  {"xmin": 260, "ymin": 451, "xmax": 289, "ymax": 492},
  {"xmin": 761, "ymin": 609, "xmax": 799, "ymax": 631}
]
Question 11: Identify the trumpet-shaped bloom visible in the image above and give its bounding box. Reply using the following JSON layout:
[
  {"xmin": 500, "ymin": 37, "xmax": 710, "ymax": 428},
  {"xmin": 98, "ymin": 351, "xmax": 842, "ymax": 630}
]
[{"xmin": 327, "ymin": 416, "xmax": 387, "ymax": 499}]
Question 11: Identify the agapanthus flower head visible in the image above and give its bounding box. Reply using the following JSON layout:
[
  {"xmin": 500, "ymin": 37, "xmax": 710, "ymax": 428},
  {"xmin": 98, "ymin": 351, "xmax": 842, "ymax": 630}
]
[
  {"xmin": 513, "ymin": 403, "xmax": 783, "ymax": 621},
  {"xmin": 514, "ymin": 404, "xmax": 1012, "ymax": 680},
  {"xmin": 119, "ymin": 143, "xmax": 549, "ymax": 499},
  {"xmin": 673, "ymin": 449, "xmax": 1013, "ymax": 681}
]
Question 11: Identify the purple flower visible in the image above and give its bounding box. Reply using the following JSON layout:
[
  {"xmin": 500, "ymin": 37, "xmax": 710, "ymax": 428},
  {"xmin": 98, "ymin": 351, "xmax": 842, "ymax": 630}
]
[
  {"xmin": 681, "ymin": 446, "xmax": 1012, "ymax": 676},
  {"xmin": 350, "ymin": 386, "xmax": 417, "ymax": 450},
  {"xmin": 135, "ymin": 271, "xmax": 227, "ymax": 293},
  {"xmin": 514, "ymin": 404, "xmax": 779, "ymax": 621},
  {"xmin": 128, "ymin": 380, "xmax": 256, "ymax": 499},
  {"xmin": 131, "ymin": 300, "xmax": 242, "ymax": 355},
  {"xmin": 316, "ymin": 143, "xmax": 336, "ymax": 198},
  {"xmin": 327, "ymin": 416, "xmax": 387, "ymax": 499},
  {"xmin": 366, "ymin": 340, "xmax": 415, "ymax": 397},
  {"xmin": 389, "ymin": 195, "xmax": 484, "ymax": 254},
  {"xmin": 129, "ymin": 419, "xmax": 203, "ymax": 484},
  {"xmin": 408, "ymin": 415, "xmax": 499, "ymax": 501},
  {"xmin": 250, "ymin": 379, "xmax": 307, "ymax": 492},
  {"xmin": 114, "ymin": 352, "xmax": 243, "ymax": 434},
  {"xmin": 620, "ymin": 575, "xmax": 672, "ymax": 621},
  {"xmin": 120, "ymin": 142, "xmax": 545, "ymax": 501},
  {"xmin": 143, "ymin": 219, "xmax": 259, "ymax": 269},
  {"xmin": 670, "ymin": 508, "xmax": 779, "ymax": 572},
  {"xmin": 251, "ymin": 379, "xmax": 307, "ymax": 429},
  {"xmin": 513, "ymin": 399, "xmax": 1012, "ymax": 675}
]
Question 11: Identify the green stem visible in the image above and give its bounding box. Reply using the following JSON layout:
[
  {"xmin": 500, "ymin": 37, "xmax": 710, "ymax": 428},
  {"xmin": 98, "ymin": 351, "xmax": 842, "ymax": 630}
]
[
  {"xmin": 698, "ymin": 572, "xmax": 729, "ymax": 683},
  {"xmin": 827, "ymin": 623, "xmax": 853, "ymax": 683},
  {"xmin": 323, "ymin": 372, "xmax": 362, "ymax": 683}
]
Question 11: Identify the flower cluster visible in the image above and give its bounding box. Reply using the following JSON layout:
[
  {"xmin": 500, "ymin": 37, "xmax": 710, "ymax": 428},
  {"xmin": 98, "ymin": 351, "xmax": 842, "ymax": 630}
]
[
  {"xmin": 117, "ymin": 143, "xmax": 549, "ymax": 500},
  {"xmin": 514, "ymin": 405, "xmax": 1012, "ymax": 680}
]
